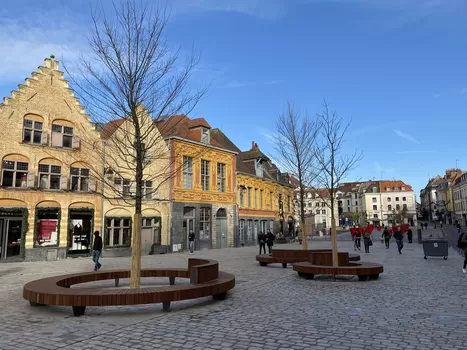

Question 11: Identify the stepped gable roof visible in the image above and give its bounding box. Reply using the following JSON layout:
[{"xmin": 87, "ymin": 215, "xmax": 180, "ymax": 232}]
[{"xmin": 1, "ymin": 55, "xmax": 92, "ymax": 124}]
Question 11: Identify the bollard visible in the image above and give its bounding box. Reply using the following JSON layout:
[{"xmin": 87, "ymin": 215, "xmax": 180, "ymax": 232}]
[{"xmin": 417, "ymin": 228, "xmax": 422, "ymax": 244}]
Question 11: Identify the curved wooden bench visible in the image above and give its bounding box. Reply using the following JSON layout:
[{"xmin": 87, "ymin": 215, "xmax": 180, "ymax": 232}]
[
  {"xmin": 293, "ymin": 261, "xmax": 384, "ymax": 281},
  {"xmin": 256, "ymin": 249, "xmax": 360, "ymax": 268},
  {"xmin": 23, "ymin": 258, "xmax": 235, "ymax": 316}
]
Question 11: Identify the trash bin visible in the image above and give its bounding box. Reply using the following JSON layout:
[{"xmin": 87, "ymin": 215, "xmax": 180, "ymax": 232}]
[{"xmin": 422, "ymin": 239, "xmax": 448, "ymax": 260}]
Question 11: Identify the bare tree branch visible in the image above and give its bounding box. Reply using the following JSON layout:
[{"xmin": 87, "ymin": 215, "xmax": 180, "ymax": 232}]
[{"xmin": 60, "ymin": 0, "xmax": 207, "ymax": 288}]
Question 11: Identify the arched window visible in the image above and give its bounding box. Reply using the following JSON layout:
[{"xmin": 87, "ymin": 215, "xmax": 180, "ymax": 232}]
[
  {"xmin": 38, "ymin": 159, "xmax": 65, "ymax": 190},
  {"xmin": 51, "ymin": 119, "xmax": 79, "ymax": 149},
  {"xmin": 23, "ymin": 114, "xmax": 46, "ymax": 145},
  {"xmin": 1, "ymin": 155, "xmax": 31, "ymax": 188}
]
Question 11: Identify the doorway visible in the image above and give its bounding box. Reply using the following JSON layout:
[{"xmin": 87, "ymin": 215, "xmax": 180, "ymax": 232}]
[
  {"xmin": 142, "ymin": 217, "xmax": 161, "ymax": 255},
  {"xmin": 0, "ymin": 218, "xmax": 23, "ymax": 260},
  {"xmin": 68, "ymin": 209, "xmax": 93, "ymax": 255},
  {"xmin": 215, "ymin": 208, "xmax": 228, "ymax": 249},
  {"xmin": 182, "ymin": 207, "xmax": 195, "ymax": 250}
]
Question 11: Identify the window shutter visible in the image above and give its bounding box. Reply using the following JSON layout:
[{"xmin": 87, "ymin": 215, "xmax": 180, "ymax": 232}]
[
  {"xmin": 130, "ymin": 181, "xmax": 137, "ymax": 199},
  {"xmin": 41, "ymin": 132, "xmax": 48, "ymax": 145},
  {"xmin": 60, "ymin": 176, "xmax": 68, "ymax": 190},
  {"xmin": 51, "ymin": 131, "xmax": 62, "ymax": 147},
  {"xmin": 72, "ymin": 136, "xmax": 80, "ymax": 149},
  {"xmin": 27, "ymin": 172, "xmax": 36, "ymax": 188},
  {"xmin": 114, "ymin": 180, "xmax": 123, "ymax": 197},
  {"xmin": 88, "ymin": 176, "xmax": 97, "ymax": 192}
]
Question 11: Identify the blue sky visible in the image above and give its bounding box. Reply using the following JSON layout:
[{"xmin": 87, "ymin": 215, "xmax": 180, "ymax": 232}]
[{"xmin": 1, "ymin": 0, "xmax": 467, "ymax": 198}]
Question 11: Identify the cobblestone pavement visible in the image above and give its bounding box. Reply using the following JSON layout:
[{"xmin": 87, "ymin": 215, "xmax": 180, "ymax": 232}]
[{"xmin": 1, "ymin": 228, "xmax": 467, "ymax": 350}]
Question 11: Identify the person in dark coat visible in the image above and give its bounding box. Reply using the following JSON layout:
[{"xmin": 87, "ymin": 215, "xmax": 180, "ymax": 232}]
[
  {"xmin": 407, "ymin": 227, "xmax": 413, "ymax": 244},
  {"xmin": 266, "ymin": 230, "xmax": 275, "ymax": 254},
  {"xmin": 382, "ymin": 227, "xmax": 391, "ymax": 249},
  {"xmin": 258, "ymin": 231, "xmax": 267, "ymax": 255},
  {"xmin": 92, "ymin": 231, "xmax": 103, "ymax": 271},
  {"xmin": 393, "ymin": 229, "xmax": 404, "ymax": 254}
]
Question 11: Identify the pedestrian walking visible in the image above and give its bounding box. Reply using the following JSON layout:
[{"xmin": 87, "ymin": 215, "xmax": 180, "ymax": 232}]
[
  {"xmin": 457, "ymin": 223, "xmax": 462, "ymax": 234},
  {"xmin": 188, "ymin": 230, "xmax": 195, "ymax": 254},
  {"xmin": 266, "ymin": 229, "xmax": 275, "ymax": 254},
  {"xmin": 258, "ymin": 231, "xmax": 267, "ymax": 255},
  {"xmin": 440, "ymin": 220, "xmax": 443, "ymax": 229},
  {"xmin": 92, "ymin": 230, "xmax": 102, "ymax": 272},
  {"xmin": 407, "ymin": 227, "xmax": 413, "ymax": 244},
  {"xmin": 354, "ymin": 230, "xmax": 361, "ymax": 251},
  {"xmin": 363, "ymin": 231, "xmax": 372, "ymax": 253},
  {"xmin": 458, "ymin": 232, "xmax": 467, "ymax": 273},
  {"xmin": 393, "ymin": 228, "xmax": 404, "ymax": 254},
  {"xmin": 382, "ymin": 227, "xmax": 391, "ymax": 249},
  {"xmin": 425, "ymin": 222, "xmax": 428, "ymax": 230}
]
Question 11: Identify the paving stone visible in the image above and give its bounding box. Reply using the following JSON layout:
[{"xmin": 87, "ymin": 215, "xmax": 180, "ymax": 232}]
[{"xmin": 2, "ymin": 229, "xmax": 467, "ymax": 349}]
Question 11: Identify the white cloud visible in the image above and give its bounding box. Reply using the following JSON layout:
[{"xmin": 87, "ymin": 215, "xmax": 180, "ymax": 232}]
[
  {"xmin": 0, "ymin": 18, "xmax": 89, "ymax": 85},
  {"xmin": 393, "ymin": 129, "xmax": 420, "ymax": 144}
]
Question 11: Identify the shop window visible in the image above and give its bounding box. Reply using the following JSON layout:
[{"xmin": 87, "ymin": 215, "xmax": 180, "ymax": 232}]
[
  {"xmin": 68, "ymin": 209, "xmax": 93, "ymax": 254},
  {"xmin": 106, "ymin": 217, "xmax": 132, "ymax": 247},
  {"xmin": 35, "ymin": 208, "xmax": 59, "ymax": 247},
  {"xmin": 199, "ymin": 208, "xmax": 211, "ymax": 240}
]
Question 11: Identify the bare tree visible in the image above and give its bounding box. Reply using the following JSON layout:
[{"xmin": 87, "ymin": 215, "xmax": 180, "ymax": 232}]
[
  {"xmin": 64, "ymin": 1, "xmax": 206, "ymax": 288},
  {"xmin": 313, "ymin": 101, "xmax": 363, "ymax": 267},
  {"xmin": 272, "ymin": 102, "xmax": 319, "ymax": 249}
]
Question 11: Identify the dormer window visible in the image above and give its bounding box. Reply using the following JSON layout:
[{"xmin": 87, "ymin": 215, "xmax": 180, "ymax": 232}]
[
  {"xmin": 372, "ymin": 186, "xmax": 377, "ymax": 193},
  {"xmin": 255, "ymin": 159, "xmax": 263, "ymax": 177},
  {"xmin": 201, "ymin": 127, "xmax": 210, "ymax": 144}
]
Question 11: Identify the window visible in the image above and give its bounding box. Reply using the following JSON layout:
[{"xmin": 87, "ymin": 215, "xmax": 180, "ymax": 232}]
[
  {"xmin": 387, "ymin": 197, "xmax": 392, "ymax": 202},
  {"xmin": 51, "ymin": 124, "xmax": 75, "ymax": 148},
  {"xmin": 123, "ymin": 179, "xmax": 131, "ymax": 198},
  {"xmin": 183, "ymin": 156, "xmax": 193, "ymax": 189},
  {"xmin": 355, "ymin": 201, "xmax": 358, "ymax": 205},
  {"xmin": 373, "ymin": 205, "xmax": 377, "ymax": 210},
  {"xmin": 23, "ymin": 119, "xmax": 43, "ymax": 145},
  {"xmin": 372, "ymin": 197, "xmax": 377, "ymax": 203},
  {"xmin": 199, "ymin": 207, "xmax": 211, "ymax": 239},
  {"xmin": 373, "ymin": 214, "xmax": 378, "ymax": 218},
  {"xmin": 401, "ymin": 187, "xmax": 405, "ymax": 191},
  {"xmin": 71, "ymin": 167, "xmax": 89, "ymax": 191},
  {"xmin": 386, "ymin": 187, "xmax": 390, "ymax": 192},
  {"xmin": 260, "ymin": 190, "xmax": 263, "ymax": 209},
  {"xmin": 106, "ymin": 218, "xmax": 131, "ymax": 247},
  {"xmin": 388, "ymin": 205, "xmax": 392, "ymax": 211},
  {"xmin": 403, "ymin": 204, "xmax": 407, "ymax": 211},
  {"xmin": 372, "ymin": 187, "xmax": 377, "ymax": 193},
  {"xmin": 217, "ymin": 163, "xmax": 225, "ymax": 192},
  {"xmin": 347, "ymin": 200, "xmax": 350, "ymax": 205},
  {"xmin": 395, "ymin": 197, "xmax": 399, "ymax": 201},
  {"xmin": 396, "ymin": 204, "xmax": 400, "ymax": 210},
  {"xmin": 321, "ymin": 202, "xmax": 326, "ymax": 207},
  {"xmin": 402, "ymin": 197, "xmax": 407, "ymax": 201},
  {"xmin": 39, "ymin": 164, "xmax": 62, "ymax": 190},
  {"xmin": 143, "ymin": 181, "xmax": 153, "ymax": 199},
  {"xmin": 269, "ymin": 192, "xmax": 273, "ymax": 209},
  {"xmin": 201, "ymin": 160, "xmax": 210, "ymax": 191},
  {"xmin": 114, "ymin": 178, "xmax": 131, "ymax": 198},
  {"xmin": 247, "ymin": 187, "xmax": 251, "ymax": 208},
  {"xmin": 201, "ymin": 128, "xmax": 210, "ymax": 144},
  {"xmin": 288, "ymin": 196, "xmax": 291, "ymax": 212},
  {"xmin": 316, "ymin": 209, "xmax": 320, "ymax": 214},
  {"xmin": 321, "ymin": 210, "xmax": 326, "ymax": 214},
  {"xmin": 239, "ymin": 188, "xmax": 244, "ymax": 207},
  {"xmin": 347, "ymin": 207, "xmax": 350, "ymax": 212},
  {"xmin": 254, "ymin": 188, "xmax": 257, "ymax": 208},
  {"xmin": 142, "ymin": 217, "xmax": 161, "ymax": 244},
  {"xmin": 2, "ymin": 160, "xmax": 28, "ymax": 187}
]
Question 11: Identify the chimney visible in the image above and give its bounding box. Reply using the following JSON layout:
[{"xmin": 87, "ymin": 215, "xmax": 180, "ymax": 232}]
[{"xmin": 252, "ymin": 141, "xmax": 255, "ymax": 149}]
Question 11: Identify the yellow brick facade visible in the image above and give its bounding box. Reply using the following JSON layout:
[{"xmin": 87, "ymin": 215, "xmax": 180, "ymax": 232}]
[
  {"xmin": 0, "ymin": 56, "xmax": 103, "ymax": 261},
  {"xmin": 169, "ymin": 138, "xmax": 237, "ymax": 250}
]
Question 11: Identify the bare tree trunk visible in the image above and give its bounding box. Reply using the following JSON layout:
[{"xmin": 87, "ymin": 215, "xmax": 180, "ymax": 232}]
[
  {"xmin": 331, "ymin": 201, "xmax": 338, "ymax": 266},
  {"xmin": 130, "ymin": 212, "xmax": 142, "ymax": 288}
]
